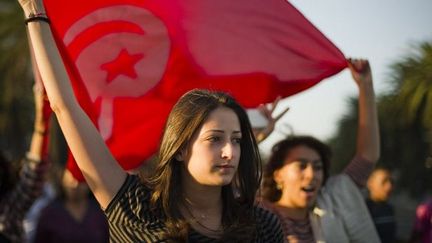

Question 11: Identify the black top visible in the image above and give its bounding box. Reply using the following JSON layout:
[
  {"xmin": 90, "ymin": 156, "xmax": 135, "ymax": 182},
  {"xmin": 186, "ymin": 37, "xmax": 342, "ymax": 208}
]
[
  {"xmin": 104, "ymin": 175, "xmax": 284, "ymax": 242},
  {"xmin": 366, "ymin": 198, "xmax": 396, "ymax": 243}
]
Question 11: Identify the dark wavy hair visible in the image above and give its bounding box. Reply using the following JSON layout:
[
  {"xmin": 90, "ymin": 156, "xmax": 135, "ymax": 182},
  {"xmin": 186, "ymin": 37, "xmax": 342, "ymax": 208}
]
[
  {"xmin": 142, "ymin": 89, "xmax": 261, "ymax": 242},
  {"xmin": 262, "ymin": 136, "xmax": 331, "ymax": 202}
]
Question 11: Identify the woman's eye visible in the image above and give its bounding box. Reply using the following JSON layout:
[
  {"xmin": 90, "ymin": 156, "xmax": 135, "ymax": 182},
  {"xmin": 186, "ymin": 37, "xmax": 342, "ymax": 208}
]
[
  {"xmin": 208, "ymin": 136, "xmax": 220, "ymax": 142},
  {"xmin": 299, "ymin": 162, "xmax": 308, "ymax": 170},
  {"xmin": 291, "ymin": 161, "xmax": 305, "ymax": 170},
  {"xmin": 232, "ymin": 137, "xmax": 242, "ymax": 144}
]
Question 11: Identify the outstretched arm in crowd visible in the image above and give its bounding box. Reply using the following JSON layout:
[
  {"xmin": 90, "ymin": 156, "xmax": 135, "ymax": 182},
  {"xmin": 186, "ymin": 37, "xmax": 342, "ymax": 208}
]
[
  {"xmin": 18, "ymin": 0, "xmax": 126, "ymax": 209},
  {"xmin": 254, "ymin": 97, "xmax": 289, "ymax": 143},
  {"xmin": 343, "ymin": 58, "xmax": 380, "ymax": 186},
  {"xmin": 14, "ymin": 80, "xmax": 51, "ymax": 211},
  {"xmin": 26, "ymin": 61, "xmax": 48, "ymax": 162}
]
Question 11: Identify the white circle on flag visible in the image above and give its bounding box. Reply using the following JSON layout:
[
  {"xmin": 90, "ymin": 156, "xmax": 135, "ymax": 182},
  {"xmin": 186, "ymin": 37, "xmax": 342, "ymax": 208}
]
[
  {"xmin": 63, "ymin": 5, "xmax": 170, "ymax": 139},
  {"xmin": 63, "ymin": 5, "xmax": 170, "ymax": 101}
]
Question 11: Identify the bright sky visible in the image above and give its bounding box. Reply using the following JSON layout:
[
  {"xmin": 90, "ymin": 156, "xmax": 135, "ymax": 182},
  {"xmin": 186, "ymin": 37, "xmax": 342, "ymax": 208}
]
[{"xmin": 256, "ymin": 0, "xmax": 432, "ymax": 153}]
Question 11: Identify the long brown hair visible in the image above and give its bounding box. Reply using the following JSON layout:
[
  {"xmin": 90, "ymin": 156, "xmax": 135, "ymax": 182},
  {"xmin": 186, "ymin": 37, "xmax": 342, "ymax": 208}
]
[
  {"xmin": 262, "ymin": 136, "xmax": 331, "ymax": 202},
  {"xmin": 143, "ymin": 89, "xmax": 261, "ymax": 241}
]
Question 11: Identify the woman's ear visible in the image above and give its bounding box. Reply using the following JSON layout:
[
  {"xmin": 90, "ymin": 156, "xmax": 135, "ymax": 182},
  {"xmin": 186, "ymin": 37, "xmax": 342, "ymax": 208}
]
[
  {"xmin": 273, "ymin": 169, "xmax": 284, "ymax": 190},
  {"xmin": 273, "ymin": 169, "xmax": 282, "ymax": 184}
]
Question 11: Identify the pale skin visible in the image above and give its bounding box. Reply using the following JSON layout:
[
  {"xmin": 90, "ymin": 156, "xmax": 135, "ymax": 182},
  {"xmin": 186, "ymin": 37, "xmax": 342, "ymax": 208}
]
[
  {"xmin": 254, "ymin": 96, "xmax": 289, "ymax": 143},
  {"xmin": 20, "ymin": 0, "xmax": 128, "ymax": 209},
  {"xmin": 177, "ymin": 107, "xmax": 241, "ymax": 235},
  {"xmin": 18, "ymin": 0, "xmax": 241, "ymax": 236},
  {"xmin": 273, "ymin": 58, "xmax": 380, "ymax": 220},
  {"xmin": 27, "ymin": 39, "xmax": 49, "ymax": 162},
  {"xmin": 31, "ymin": 45, "xmax": 97, "ymax": 230},
  {"xmin": 27, "ymin": 84, "xmax": 47, "ymax": 161}
]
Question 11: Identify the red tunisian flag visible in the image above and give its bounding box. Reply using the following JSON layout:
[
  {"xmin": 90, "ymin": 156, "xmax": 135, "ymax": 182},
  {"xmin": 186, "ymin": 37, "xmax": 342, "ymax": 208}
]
[{"xmin": 43, "ymin": 0, "xmax": 347, "ymax": 180}]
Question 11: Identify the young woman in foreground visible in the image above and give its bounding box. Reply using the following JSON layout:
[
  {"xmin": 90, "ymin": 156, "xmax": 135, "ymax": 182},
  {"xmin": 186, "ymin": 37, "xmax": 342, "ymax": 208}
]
[
  {"xmin": 262, "ymin": 59, "xmax": 382, "ymax": 243},
  {"xmin": 17, "ymin": 0, "xmax": 283, "ymax": 242}
]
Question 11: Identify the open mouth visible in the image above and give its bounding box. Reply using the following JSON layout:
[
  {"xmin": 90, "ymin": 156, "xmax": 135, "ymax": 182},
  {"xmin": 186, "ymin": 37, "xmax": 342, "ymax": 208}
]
[{"xmin": 301, "ymin": 185, "xmax": 315, "ymax": 193}]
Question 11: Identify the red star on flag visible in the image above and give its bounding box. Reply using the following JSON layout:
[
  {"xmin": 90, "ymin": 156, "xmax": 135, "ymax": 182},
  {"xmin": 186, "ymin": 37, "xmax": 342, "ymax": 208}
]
[{"xmin": 100, "ymin": 49, "xmax": 144, "ymax": 83}]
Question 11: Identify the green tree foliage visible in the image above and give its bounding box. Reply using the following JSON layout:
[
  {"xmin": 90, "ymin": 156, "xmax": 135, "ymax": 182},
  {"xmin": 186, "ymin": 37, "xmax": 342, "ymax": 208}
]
[
  {"xmin": 390, "ymin": 43, "xmax": 432, "ymax": 129},
  {"xmin": 387, "ymin": 42, "xmax": 432, "ymax": 196}
]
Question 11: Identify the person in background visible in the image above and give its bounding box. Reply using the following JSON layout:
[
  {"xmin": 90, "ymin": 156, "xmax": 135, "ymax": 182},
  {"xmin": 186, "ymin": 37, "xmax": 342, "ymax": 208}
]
[
  {"xmin": 0, "ymin": 84, "xmax": 50, "ymax": 243},
  {"xmin": 34, "ymin": 166, "xmax": 109, "ymax": 243},
  {"xmin": 410, "ymin": 198, "xmax": 432, "ymax": 243},
  {"xmin": 261, "ymin": 59, "xmax": 381, "ymax": 242},
  {"xmin": 366, "ymin": 167, "xmax": 396, "ymax": 243}
]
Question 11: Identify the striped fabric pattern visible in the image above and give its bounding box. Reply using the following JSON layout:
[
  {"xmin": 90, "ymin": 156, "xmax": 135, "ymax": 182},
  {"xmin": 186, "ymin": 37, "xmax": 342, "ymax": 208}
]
[
  {"xmin": 343, "ymin": 156, "xmax": 375, "ymax": 187},
  {"xmin": 104, "ymin": 175, "xmax": 284, "ymax": 242}
]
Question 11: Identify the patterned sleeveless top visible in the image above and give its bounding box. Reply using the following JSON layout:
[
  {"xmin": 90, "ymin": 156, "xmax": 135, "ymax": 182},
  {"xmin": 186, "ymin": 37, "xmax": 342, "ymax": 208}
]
[{"xmin": 104, "ymin": 175, "xmax": 284, "ymax": 242}]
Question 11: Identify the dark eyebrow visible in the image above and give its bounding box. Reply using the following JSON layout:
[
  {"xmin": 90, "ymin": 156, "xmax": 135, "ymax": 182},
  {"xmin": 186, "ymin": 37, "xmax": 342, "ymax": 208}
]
[{"xmin": 204, "ymin": 129, "xmax": 242, "ymax": 134}]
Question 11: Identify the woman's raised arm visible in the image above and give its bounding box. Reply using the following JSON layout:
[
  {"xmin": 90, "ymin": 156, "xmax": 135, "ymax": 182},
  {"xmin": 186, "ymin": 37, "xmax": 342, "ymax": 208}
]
[
  {"xmin": 19, "ymin": 0, "xmax": 126, "ymax": 209},
  {"xmin": 348, "ymin": 58, "xmax": 380, "ymax": 163},
  {"xmin": 343, "ymin": 58, "xmax": 380, "ymax": 187}
]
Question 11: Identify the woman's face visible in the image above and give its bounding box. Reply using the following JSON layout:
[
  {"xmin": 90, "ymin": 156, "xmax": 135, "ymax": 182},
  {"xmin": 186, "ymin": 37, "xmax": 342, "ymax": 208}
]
[
  {"xmin": 274, "ymin": 145, "xmax": 324, "ymax": 209},
  {"xmin": 180, "ymin": 107, "xmax": 241, "ymax": 186}
]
